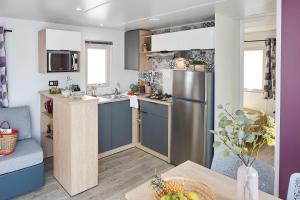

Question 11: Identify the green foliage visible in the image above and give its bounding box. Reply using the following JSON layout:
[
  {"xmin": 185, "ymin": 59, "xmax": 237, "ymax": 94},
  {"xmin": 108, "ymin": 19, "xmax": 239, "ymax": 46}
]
[
  {"xmin": 151, "ymin": 175, "xmax": 166, "ymax": 190},
  {"xmin": 211, "ymin": 104, "xmax": 274, "ymax": 167},
  {"xmin": 190, "ymin": 60, "xmax": 207, "ymax": 65}
]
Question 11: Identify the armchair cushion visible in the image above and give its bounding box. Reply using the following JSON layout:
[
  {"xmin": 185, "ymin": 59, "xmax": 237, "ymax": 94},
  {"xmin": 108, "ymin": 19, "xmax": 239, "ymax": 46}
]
[
  {"xmin": 0, "ymin": 139, "xmax": 43, "ymax": 175},
  {"xmin": 0, "ymin": 106, "xmax": 32, "ymax": 140}
]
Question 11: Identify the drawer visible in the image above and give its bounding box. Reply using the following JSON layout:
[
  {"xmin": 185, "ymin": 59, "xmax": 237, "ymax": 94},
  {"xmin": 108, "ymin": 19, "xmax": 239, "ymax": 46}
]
[{"xmin": 140, "ymin": 101, "xmax": 168, "ymax": 118}]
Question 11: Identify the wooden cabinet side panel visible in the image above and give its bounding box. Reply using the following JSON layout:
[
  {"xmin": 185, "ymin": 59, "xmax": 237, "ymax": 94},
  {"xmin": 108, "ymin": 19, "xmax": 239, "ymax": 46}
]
[
  {"xmin": 38, "ymin": 30, "xmax": 47, "ymax": 73},
  {"xmin": 70, "ymin": 101, "xmax": 98, "ymax": 195},
  {"xmin": 139, "ymin": 30, "xmax": 152, "ymax": 71},
  {"xmin": 53, "ymin": 100, "xmax": 71, "ymax": 192}
]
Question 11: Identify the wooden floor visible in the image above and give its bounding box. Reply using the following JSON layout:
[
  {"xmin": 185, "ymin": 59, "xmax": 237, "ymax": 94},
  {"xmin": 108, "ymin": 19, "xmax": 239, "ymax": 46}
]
[{"xmin": 15, "ymin": 148, "xmax": 174, "ymax": 200}]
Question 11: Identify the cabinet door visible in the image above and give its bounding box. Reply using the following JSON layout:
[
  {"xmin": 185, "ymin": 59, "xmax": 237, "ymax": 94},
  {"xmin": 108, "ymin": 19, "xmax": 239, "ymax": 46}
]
[
  {"xmin": 125, "ymin": 30, "xmax": 139, "ymax": 70},
  {"xmin": 111, "ymin": 101, "xmax": 132, "ymax": 149},
  {"xmin": 98, "ymin": 104, "xmax": 112, "ymax": 153},
  {"xmin": 152, "ymin": 27, "xmax": 215, "ymax": 51},
  {"xmin": 141, "ymin": 111, "xmax": 168, "ymax": 156},
  {"xmin": 45, "ymin": 29, "xmax": 81, "ymax": 51}
]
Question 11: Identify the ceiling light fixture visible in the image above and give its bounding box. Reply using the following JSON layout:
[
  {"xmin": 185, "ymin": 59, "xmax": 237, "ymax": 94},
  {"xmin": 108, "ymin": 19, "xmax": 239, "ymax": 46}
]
[
  {"xmin": 149, "ymin": 17, "xmax": 160, "ymax": 21},
  {"xmin": 76, "ymin": 8, "xmax": 82, "ymax": 11},
  {"xmin": 100, "ymin": 24, "xmax": 104, "ymax": 27}
]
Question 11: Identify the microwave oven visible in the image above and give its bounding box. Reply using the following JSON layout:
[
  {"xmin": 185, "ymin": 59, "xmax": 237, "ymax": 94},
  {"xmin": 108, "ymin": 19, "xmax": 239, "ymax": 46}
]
[{"xmin": 47, "ymin": 50, "xmax": 79, "ymax": 72}]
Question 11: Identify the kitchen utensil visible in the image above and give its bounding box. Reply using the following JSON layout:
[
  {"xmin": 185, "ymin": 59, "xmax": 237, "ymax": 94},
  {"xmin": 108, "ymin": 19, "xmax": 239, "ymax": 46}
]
[
  {"xmin": 44, "ymin": 99, "xmax": 53, "ymax": 114},
  {"xmin": 61, "ymin": 90, "xmax": 71, "ymax": 98}
]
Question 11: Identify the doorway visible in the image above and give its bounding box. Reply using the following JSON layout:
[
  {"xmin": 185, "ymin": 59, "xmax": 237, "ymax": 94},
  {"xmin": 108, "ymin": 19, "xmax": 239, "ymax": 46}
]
[{"xmin": 242, "ymin": 19, "xmax": 276, "ymax": 166}]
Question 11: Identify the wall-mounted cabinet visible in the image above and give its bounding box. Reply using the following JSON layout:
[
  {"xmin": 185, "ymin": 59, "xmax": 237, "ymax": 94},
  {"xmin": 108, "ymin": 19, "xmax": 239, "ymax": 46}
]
[
  {"xmin": 151, "ymin": 27, "xmax": 215, "ymax": 52},
  {"xmin": 125, "ymin": 30, "xmax": 152, "ymax": 71},
  {"xmin": 38, "ymin": 29, "xmax": 81, "ymax": 73}
]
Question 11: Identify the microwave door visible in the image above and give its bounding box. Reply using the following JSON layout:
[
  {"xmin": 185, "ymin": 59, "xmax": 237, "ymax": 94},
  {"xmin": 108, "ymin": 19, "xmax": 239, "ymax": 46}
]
[{"xmin": 48, "ymin": 51, "xmax": 71, "ymax": 72}]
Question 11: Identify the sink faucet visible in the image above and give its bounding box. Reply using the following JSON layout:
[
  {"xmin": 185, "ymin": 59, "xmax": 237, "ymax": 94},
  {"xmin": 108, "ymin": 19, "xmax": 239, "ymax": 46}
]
[
  {"xmin": 115, "ymin": 82, "xmax": 121, "ymax": 96},
  {"xmin": 114, "ymin": 88, "xmax": 120, "ymax": 96}
]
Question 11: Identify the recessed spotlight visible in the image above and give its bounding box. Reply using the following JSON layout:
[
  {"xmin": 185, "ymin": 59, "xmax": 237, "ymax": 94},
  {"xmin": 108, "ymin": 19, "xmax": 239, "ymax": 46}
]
[
  {"xmin": 100, "ymin": 24, "xmax": 104, "ymax": 27},
  {"xmin": 149, "ymin": 17, "xmax": 160, "ymax": 21},
  {"xmin": 76, "ymin": 8, "xmax": 82, "ymax": 11}
]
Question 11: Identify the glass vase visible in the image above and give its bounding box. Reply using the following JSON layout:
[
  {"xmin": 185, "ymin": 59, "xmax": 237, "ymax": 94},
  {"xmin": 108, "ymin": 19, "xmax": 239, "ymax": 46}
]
[{"xmin": 236, "ymin": 164, "xmax": 259, "ymax": 200}]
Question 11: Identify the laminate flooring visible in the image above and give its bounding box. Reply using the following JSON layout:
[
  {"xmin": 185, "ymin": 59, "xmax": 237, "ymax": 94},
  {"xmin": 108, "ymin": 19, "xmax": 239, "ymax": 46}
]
[{"xmin": 15, "ymin": 148, "xmax": 174, "ymax": 200}]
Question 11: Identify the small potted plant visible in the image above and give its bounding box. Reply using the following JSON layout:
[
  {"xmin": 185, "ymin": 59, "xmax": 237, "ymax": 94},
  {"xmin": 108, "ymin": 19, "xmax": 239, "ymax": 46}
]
[
  {"xmin": 189, "ymin": 60, "xmax": 207, "ymax": 71},
  {"xmin": 210, "ymin": 104, "xmax": 275, "ymax": 200}
]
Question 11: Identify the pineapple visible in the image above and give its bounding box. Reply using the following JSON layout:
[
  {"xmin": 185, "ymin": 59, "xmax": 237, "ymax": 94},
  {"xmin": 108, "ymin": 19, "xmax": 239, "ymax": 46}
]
[{"xmin": 163, "ymin": 181, "xmax": 183, "ymax": 195}]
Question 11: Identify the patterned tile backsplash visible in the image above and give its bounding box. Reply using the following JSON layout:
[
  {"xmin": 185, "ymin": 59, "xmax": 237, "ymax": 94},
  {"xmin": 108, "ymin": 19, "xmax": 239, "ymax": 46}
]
[{"xmin": 138, "ymin": 49, "xmax": 215, "ymax": 92}]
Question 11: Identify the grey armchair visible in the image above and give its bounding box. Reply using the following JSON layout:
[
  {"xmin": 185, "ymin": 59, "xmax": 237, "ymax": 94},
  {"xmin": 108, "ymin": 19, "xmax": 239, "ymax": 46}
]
[{"xmin": 0, "ymin": 106, "xmax": 44, "ymax": 200}]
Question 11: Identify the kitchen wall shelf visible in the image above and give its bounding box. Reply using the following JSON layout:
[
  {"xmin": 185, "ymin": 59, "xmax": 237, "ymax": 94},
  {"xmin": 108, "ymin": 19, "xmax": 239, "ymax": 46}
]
[
  {"xmin": 40, "ymin": 95, "xmax": 54, "ymax": 158},
  {"xmin": 42, "ymin": 111, "xmax": 53, "ymax": 119}
]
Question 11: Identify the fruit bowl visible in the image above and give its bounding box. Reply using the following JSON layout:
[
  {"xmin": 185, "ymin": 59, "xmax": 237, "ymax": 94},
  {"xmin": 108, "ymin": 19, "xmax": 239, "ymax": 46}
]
[{"xmin": 152, "ymin": 177, "xmax": 216, "ymax": 200}]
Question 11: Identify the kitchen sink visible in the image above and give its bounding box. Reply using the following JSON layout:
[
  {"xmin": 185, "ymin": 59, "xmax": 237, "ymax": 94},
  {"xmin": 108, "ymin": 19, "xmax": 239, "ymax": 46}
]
[{"xmin": 97, "ymin": 93, "xmax": 127, "ymax": 99}]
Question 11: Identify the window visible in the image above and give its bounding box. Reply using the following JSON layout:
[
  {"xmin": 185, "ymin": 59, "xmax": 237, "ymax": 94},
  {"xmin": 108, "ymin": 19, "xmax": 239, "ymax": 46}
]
[
  {"xmin": 86, "ymin": 43, "xmax": 112, "ymax": 86},
  {"xmin": 244, "ymin": 50, "xmax": 264, "ymax": 91}
]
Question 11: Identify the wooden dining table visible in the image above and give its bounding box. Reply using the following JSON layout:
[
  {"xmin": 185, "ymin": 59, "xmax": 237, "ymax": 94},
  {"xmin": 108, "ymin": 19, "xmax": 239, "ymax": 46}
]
[{"xmin": 125, "ymin": 161, "xmax": 281, "ymax": 200}]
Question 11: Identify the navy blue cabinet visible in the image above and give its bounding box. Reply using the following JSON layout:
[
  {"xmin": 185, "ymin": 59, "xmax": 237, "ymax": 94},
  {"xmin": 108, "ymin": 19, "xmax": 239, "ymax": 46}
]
[
  {"xmin": 98, "ymin": 103, "xmax": 112, "ymax": 153},
  {"xmin": 140, "ymin": 102, "xmax": 168, "ymax": 156},
  {"xmin": 111, "ymin": 100, "xmax": 132, "ymax": 149},
  {"xmin": 98, "ymin": 100, "xmax": 132, "ymax": 154}
]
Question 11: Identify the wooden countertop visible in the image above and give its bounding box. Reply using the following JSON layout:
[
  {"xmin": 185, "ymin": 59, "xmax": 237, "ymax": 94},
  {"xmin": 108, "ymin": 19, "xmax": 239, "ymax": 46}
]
[
  {"xmin": 98, "ymin": 96, "xmax": 130, "ymax": 104},
  {"xmin": 40, "ymin": 91, "xmax": 172, "ymax": 106},
  {"xmin": 138, "ymin": 95, "xmax": 172, "ymax": 106},
  {"xmin": 97, "ymin": 94, "xmax": 172, "ymax": 106},
  {"xmin": 125, "ymin": 161, "xmax": 281, "ymax": 200},
  {"xmin": 39, "ymin": 91, "xmax": 98, "ymax": 104}
]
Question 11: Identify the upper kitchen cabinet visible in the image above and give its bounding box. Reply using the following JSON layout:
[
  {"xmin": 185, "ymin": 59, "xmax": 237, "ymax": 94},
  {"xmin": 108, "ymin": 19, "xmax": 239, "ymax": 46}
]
[
  {"xmin": 41, "ymin": 29, "xmax": 81, "ymax": 51},
  {"xmin": 38, "ymin": 29, "xmax": 81, "ymax": 73},
  {"xmin": 151, "ymin": 27, "xmax": 215, "ymax": 52},
  {"xmin": 124, "ymin": 30, "xmax": 152, "ymax": 71}
]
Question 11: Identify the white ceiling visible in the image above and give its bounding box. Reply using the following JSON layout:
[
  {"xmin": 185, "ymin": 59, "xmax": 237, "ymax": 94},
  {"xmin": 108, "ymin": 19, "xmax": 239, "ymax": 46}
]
[{"xmin": 0, "ymin": 0, "xmax": 276, "ymax": 30}]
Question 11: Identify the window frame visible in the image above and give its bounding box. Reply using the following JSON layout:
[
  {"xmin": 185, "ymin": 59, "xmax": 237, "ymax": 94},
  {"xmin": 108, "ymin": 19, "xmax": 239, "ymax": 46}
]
[
  {"xmin": 85, "ymin": 43, "xmax": 112, "ymax": 87},
  {"xmin": 243, "ymin": 47, "xmax": 266, "ymax": 93}
]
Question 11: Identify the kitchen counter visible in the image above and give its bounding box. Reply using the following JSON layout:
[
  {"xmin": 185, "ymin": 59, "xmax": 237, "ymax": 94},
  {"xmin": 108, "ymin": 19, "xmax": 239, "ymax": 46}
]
[
  {"xmin": 138, "ymin": 95, "xmax": 172, "ymax": 106},
  {"xmin": 97, "ymin": 94, "xmax": 172, "ymax": 106},
  {"xmin": 40, "ymin": 91, "xmax": 172, "ymax": 106},
  {"xmin": 39, "ymin": 91, "xmax": 98, "ymax": 104},
  {"xmin": 39, "ymin": 90, "xmax": 98, "ymax": 196},
  {"xmin": 98, "ymin": 96, "xmax": 130, "ymax": 104}
]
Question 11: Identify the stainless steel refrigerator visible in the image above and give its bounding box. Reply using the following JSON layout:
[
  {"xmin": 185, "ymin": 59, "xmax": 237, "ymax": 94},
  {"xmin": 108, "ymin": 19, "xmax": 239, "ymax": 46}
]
[{"xmin": 171, "ymin": 70, "xmax": 214, "ymax": 168}]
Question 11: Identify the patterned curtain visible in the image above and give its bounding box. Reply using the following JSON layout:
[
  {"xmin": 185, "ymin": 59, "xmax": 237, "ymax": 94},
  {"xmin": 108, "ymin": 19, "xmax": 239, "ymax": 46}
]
[
  {"xmin": 264, "ymin": 38, "xmax": 276, "ymax": 99},
  {"xmin": 0, "ymin": 27, "xmax": 9, "ymax": 107}
]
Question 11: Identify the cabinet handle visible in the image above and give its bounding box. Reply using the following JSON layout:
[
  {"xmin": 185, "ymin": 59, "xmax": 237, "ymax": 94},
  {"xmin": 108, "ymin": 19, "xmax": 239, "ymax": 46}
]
[{"xmin": 141, "ymin": 111, "xmax": 148, "ymax": 114}]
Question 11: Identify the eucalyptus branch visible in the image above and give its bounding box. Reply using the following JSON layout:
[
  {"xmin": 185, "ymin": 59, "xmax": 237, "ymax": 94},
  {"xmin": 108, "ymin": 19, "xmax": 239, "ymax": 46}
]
[
  {"xmin": 213, "ymin": 104, "xmax": 270, "ymax": 168},
  {"xmin": 215, "ymin": 133, "xmax": 248, "ymax": 166}
]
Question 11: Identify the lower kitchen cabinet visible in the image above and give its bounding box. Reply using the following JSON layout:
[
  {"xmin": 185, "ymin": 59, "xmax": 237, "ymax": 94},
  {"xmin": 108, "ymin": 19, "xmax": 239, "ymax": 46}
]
[
  {"xmin": 111, "ymin": 100, "xmax": 132, "ymax": 149},
  {"xmin": 98, "ymin": 100, "xmax": 132, "ymax": 154},
  {"xmin": 140, "ymin": 102, "xmax": 168, "ymax": 156},
  {"xmin": 98, "ymin": 103, "xmax": 112, "ymax": 153}
]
